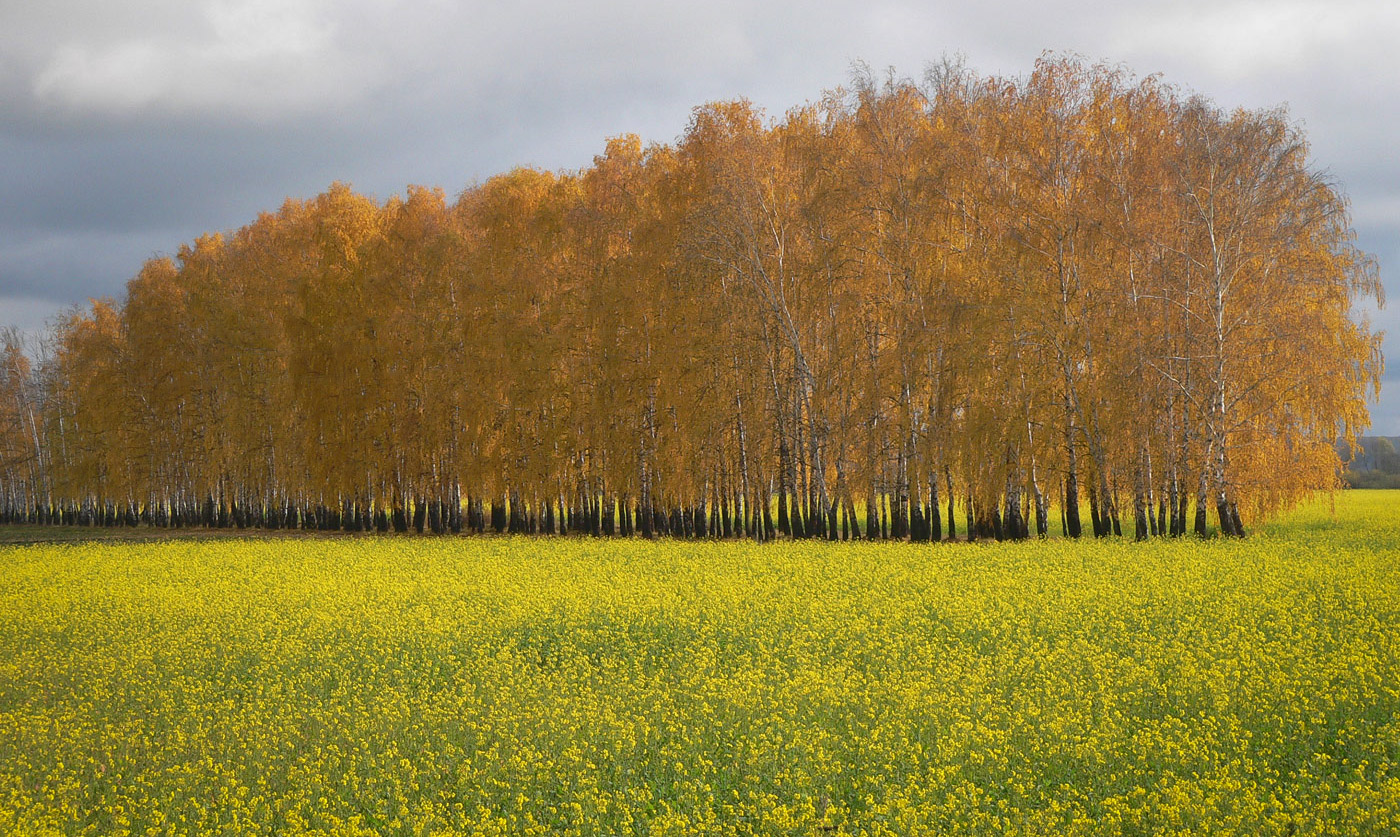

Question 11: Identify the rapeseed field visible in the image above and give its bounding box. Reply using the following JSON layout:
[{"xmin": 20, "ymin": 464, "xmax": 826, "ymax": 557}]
[{"xmin": 2, "ymin": 492, "xmax": 1398, "ymax": 836}]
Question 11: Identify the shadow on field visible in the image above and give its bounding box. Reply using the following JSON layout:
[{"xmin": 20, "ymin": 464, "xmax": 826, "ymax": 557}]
[{"xmin": 0, "ymin": 525, "xmax": 365, "ymax": 547}]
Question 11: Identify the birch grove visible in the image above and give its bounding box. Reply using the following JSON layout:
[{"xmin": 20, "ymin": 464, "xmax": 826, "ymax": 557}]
[{"xmin": 0, "ymin": 58, "xmax": 1382, "ymax": 539}]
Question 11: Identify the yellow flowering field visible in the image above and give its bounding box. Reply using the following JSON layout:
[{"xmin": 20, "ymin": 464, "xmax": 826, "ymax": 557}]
[{"xmin": 2, "ymin": 492, "xmax": 1399, "ymax": 836}]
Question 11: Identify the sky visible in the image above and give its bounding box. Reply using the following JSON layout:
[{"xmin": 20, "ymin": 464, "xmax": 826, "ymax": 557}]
[{"xmin": 1, "ymin": 0, "xmax": 1397, "ymax": 431}]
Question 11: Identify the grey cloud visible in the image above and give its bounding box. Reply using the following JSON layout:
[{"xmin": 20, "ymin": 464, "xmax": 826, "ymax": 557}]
[
  {"xmin": 0, "ymin": 296, "xmax": 83, "ymax": 336},
  {"xmin": 0, "ymin": 227, "xmax": 171, "ymax": 302}
]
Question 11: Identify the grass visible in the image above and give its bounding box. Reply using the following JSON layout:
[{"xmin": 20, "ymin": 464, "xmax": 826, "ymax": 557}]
[{"xmin": 1, "ymin": 490, "xmax": 1398, "ymax": 835}]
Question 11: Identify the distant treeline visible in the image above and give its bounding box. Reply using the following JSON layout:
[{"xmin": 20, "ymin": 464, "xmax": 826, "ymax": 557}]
[
  {"xmin": 0, "ymin": 56, "xmax": 1383, "ymax": 541},
  {"xmin": 1341, "ymin": 437, "xmax": 1400, "ymax": 489}
]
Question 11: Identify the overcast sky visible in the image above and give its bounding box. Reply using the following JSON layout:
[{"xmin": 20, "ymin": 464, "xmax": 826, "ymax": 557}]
[{"xmin": 1, "ymin": 0, "xmax": 1397, "ymax": 431}]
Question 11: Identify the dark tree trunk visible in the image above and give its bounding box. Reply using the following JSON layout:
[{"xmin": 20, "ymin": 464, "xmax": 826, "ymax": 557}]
[
  {"xmin": 1003, "ymin": 494, "xmax": 1025, "ymax": 541},
  {"xmin": 1134, "ymin": 489, "xmax": 1149, "ymax": 541},
  {"xmin": 777, "ymin": 488, "xmax": 790, "ymax": 537},
  {"xmin": 427, "ymin": 499, "xmax": 442, "ymax": 534},
  {"xmin": 945, "ymin": 482, "xmax": 956, "ymax": 541},
  {"xmin": 1216, "ymin": 496, "xmax": 1245, "ymax": 538},
  {"xmin": 1173, "ymin": 482, "xmax": 1187, "ymax": 537},
  {"xmin": 865, "ymin": 493, "xmax": 878, "ymax": 540},
  {"xmin": 929, "ymin": 480, "xmax": 942, "ymax": 542},
  {"xmin": 1033, "ymin": 485, "xmax": 1048, "ymax": 538},
  {"xmin": 1088, "ymin": 482, "xmax": 1104, "ymax": 537},
  {"xmin": 413, "ymin": 497, "xmax": 427, "ymax": 534},
  {"xmin": 1064, "ymin": 467, "xmax": 1083, "ymax": 539},
  {"xmin": 892, "ymin": 489, "xmax": 908, "ymax": 541}
]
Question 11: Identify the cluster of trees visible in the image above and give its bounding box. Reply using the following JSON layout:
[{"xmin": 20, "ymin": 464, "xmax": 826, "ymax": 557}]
[
  {"xmin": 1342, "ymin": 437, "xmax": 1400, "ymax": 489},
  {"xmin": 0, "ymin": 57, "xmax": 1383, "ymax": 540}
]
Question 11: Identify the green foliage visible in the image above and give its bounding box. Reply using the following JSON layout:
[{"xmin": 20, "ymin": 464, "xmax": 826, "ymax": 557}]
[
  {"xmin": 1344, "ymin": 470, "xmax": 1400, "ymax": 489},
  {"xmin": 1340, "ymin": 436, "xmax": 1400, "ymax": 487},
  {"xmin": 2, "ymin": 491, "xmax": 1399, "ymax": 835}
]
